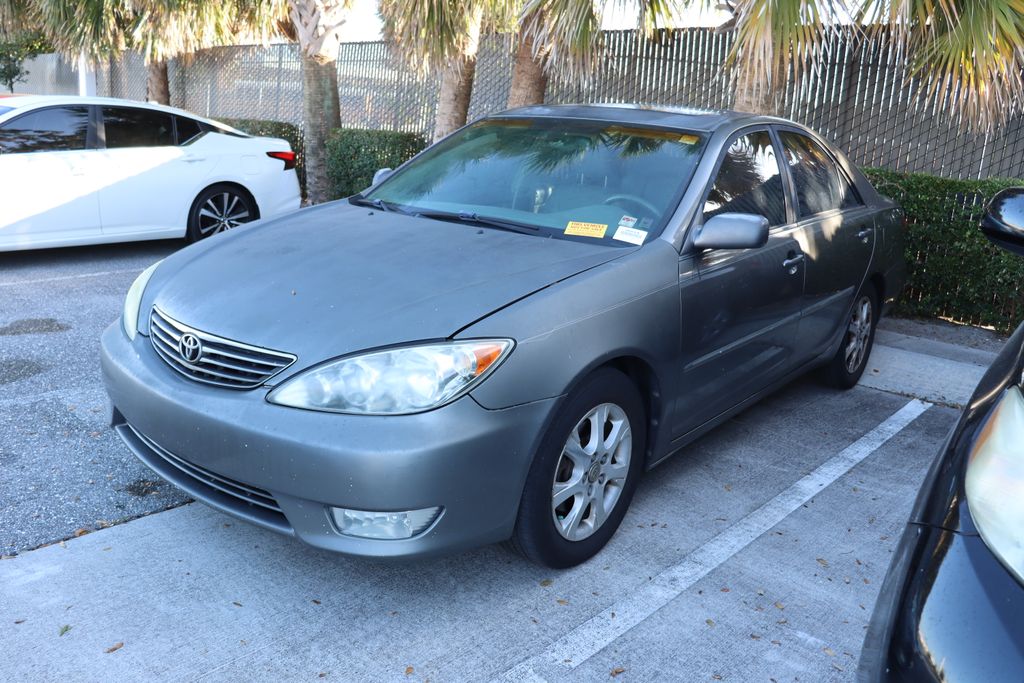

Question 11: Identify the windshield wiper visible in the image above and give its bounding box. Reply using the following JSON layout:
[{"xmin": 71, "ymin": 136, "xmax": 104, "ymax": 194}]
[
  {"xmin": 411, "ymin": 209, "xmax": 541, "ymax": 236},
  {"xmin": 348, "ymin": 196, "xmax": 404, "ymax": 213}
]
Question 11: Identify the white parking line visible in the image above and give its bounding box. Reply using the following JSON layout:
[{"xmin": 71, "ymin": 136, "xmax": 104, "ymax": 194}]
[
  {"xmin": 0, "ymin": 268, "xmax": 139, "ymax": 288},
  {"xmin": 497, "ymin": 398, "xmax": 931, "ymax": 682}
]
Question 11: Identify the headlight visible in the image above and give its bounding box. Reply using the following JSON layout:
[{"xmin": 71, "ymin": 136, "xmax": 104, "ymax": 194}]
[
  {"xmin": 122, "ymin": 261, "xmax": 161, "ymax": 340},
  {"xmin": 965, "ymin": 384, "xmax": 1024, "ymax": 583},
  {"xmin": 266, "ymin": 339, "xmax": 513, "ymax": 415}
]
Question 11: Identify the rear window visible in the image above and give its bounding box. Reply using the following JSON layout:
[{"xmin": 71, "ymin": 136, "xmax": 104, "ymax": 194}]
[
  {"xmin": 102, "ymin": 106, "xmax": 174, "ymax": 148},
  {"xmin": 174, "ymin": 116, "xmax": 203, "ymax": 144}
]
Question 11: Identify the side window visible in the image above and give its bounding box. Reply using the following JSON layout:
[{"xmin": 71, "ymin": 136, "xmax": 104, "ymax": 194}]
[
  {"xmin": 175, "ymin": 116, "xmax": 202, "ymax": 144},
  {"xmin": 703, "ymin": 131, "xmax": 787, "ymax": 227},
  {"xmin": 0, "ymin": 106, "xmax": 89, "ymax": 154},
  {"xmin": 103, "ymin": 107, "xmax": 174, "ymax": 149},
  {"xmin": 779, "ymin": 131, "xmax": 860, "ymax": 216}
]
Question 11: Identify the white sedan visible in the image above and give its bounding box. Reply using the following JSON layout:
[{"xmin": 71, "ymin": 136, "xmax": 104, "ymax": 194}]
[{"xmin": 0, "ymin": 95, "xmax": 301, "ymax": 251}]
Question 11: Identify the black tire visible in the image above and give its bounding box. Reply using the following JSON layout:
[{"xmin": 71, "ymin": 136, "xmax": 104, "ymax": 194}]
[
  {"xmin": 821, "ymin": 282, "xmax": 878, "ymax": 389},
  {"xmin": 186, "ymin": 184, "xmax": 258, "ymax": 242},
  {"xmin": 509, "ymin": 368, "xmax": 646, "ymax": 568}
]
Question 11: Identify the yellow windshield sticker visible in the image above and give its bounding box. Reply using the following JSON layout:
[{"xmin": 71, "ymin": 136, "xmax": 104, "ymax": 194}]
[
  {"xmin": 678, "ymin": 134, "xmax": 700, "ymax": 145},
  {"xmin": 565, "ymin": 221, "xmax": 608, "ymax": 238}
]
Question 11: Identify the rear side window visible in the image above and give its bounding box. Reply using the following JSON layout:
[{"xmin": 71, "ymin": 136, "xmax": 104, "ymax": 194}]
[
  {"xmin": 779, "ymin": 131, "xmax": 861, "ymax": 216},
  {"xmin": 0, "ymin": 106, "xmax": 89, "ymax": 154},
  {"xmin": 103, "ymin": 107, "xmax": 174, "ymax": 148},
  {"xmin": 703, "ymin": 130, "xmax": 787, "ymax": 227},
  {"xmin": 175, "ymin": 116, "xmax": 203, "ymax": 144}
]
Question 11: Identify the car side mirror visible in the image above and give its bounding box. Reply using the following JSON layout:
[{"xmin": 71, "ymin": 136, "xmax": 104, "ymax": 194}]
[
  {"xmin": 981, "ymin": 188, "xmax": 1024, "ymax": 257},
  {"xmin": 372, "ymin": 167, "xmax": 393, "ymax": 185},
  {"xmin": 693, "ymin": 213, "xmax": 769, "ymax": 251}
]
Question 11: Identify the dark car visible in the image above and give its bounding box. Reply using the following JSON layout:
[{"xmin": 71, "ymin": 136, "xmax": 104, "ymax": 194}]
[
  {"xmin": 859, "ymin": 188, "xmax": 1024, "ymax": 680},
  {"xmin": 101, "ymin": 105, "xmax": 906, "ymax": 567}
]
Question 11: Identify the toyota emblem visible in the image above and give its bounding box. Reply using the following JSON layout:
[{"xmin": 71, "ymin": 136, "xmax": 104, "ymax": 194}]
[{"xmin": 178, "ymin": 333, "xmax": 203, "ymax": 364}]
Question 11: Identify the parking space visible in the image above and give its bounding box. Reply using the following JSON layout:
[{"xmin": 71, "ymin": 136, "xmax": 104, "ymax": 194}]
[{"xmin": 0, "ymin": 244, "xmax": 991, "ymax": 681}]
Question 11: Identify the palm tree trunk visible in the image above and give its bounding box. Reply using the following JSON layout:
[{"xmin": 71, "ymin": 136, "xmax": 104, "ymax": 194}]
[
  {"xmin": 146, "ymin": 60, "xmax": 170, "ymax": 105},
  {"xmin": 507, "ymin": 11, "xmax": 549, "ymax": 108},
  {"xmin": 301, "ymin": 54, "xmax": 341, "ymax": 204},
  {"xmin": 432, "ymin": 6, "xmax": 483, "ymax": 142}
]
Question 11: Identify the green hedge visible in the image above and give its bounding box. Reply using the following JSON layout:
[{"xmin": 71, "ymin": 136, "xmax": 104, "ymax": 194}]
[
  {"xmin": 325, "ymin": 127, "xmax": 428, "ymax": 200},
  {"xmin": 220, "ymin": 118, "xmax": 306, "ymax": 197},
  {"xmin": 863, "ymin": 168, "xmax": 1024, "ymax": 333}
]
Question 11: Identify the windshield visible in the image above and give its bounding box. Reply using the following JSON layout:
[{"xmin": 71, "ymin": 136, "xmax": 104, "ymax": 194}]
[{"xmin": 364, "ymin": 118, "xmax": 706, "ymax": 246}]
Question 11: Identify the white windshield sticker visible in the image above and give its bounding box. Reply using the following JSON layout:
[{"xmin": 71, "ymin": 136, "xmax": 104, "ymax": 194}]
[
  {"xmin": 618, "ymin": 215, "xmax": 638, "ymax": 228},
  {"xmin": 613, "ymin": 226, "xmax": 648, "ymax": 245}
]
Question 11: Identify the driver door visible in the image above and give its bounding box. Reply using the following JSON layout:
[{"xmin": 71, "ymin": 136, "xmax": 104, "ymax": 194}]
[{"xmin": 673, "ymin": 129, "xmax": 805, "ymax": 437}]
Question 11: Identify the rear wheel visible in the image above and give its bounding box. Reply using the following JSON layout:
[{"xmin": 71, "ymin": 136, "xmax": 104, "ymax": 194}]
[
  {"xmin": 187, "ymin": 185, "xmax": 258, "ymax": 242},
  {"xmin": 821, "ymin": 282, "xmax": 878, "ymax": 389},
  {"xmin": 509, "ymin": 368, "xmax": 646, "ymax": 568}
]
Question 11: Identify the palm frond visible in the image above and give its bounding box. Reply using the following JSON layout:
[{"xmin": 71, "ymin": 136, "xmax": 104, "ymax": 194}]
[{"xmin": 379, "ymin": 0, "xmax": 486, "ymax": 74}]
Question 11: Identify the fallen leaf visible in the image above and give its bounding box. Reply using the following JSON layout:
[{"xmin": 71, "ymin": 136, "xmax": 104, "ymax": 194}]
[
  {"xmin": 750, "ymin": 634, "xmax": 761, "ymax": 640},
  {"xmin": 720, "ymin": 587, "xmax": 730, "ymax": 593},
  {"xmin": 774, "ymin": 602, "xmax": 785, "ymax": 610},
  {"xmin": 705, "ymin": 619, "xmax": 715, "ymax": 627},
  {"xmin": 556, "ymin": 599, "xmax": 569, "ymax": 606},
  {"xmin": 756, "ymin": 589, "xmax": 765, "ymax": 596},
  {"xmin": 404, "ymin": 666, "xmax": 414, "ymax": 676},
  {"xmin": 59, "ymin": 625, "xmax": 71, "ymax": 636},
  {"xmin": 105, "ymin": 642, "xmax": 124, "ymax": 654},
  {"xmin": 816, "ymin": 558, "xmax": 829, "ymax": 568},
  {"xmin": 73, "ymin": 529, "xmax": 89, "ymax": 537},
  {"xmin": 823, "ymin": 647, "xmax": 836, "ymax": 657},
  {"xmin": 539, "ymin": 579, "xmax": 553, "ymax": 587},
  {"xmin": 712, "ymin": 675, "xmax": 723, "ymax": 681},
  {"xmin": 610, "ymin": 667, "xmax": 626, "ymax": 677},
  {"xmin": 14, "ymin": 619, "xmax": 25, "ymax": 624},
  {"xmin": 312, "ymin": 599, "xmax": 321, "ymax": 605},
  {"xmin": 232, "ymin": 601, "xmax": 243, "ymax": 607}
]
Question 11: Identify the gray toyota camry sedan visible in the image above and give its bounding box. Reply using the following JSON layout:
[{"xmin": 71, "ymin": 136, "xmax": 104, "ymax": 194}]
[{"xmin": 101, "ymin": 104, "xmax": 905, "ymax": 567}]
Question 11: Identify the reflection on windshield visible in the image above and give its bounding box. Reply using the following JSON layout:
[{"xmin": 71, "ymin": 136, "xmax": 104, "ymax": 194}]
[{"xmin": 365, "ymin": 118, "xmax": 706, "ymax": 246}]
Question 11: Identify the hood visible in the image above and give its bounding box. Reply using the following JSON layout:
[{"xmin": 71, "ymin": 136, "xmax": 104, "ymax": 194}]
[{"xmin": 145, "ymin": 201, "xmax": 630, "ymax": 370}]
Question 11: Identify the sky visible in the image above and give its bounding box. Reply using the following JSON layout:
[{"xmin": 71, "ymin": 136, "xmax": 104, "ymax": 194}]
[{"xmin": 335, "ymin": 1, "xmax": 732, "ymax": 43}]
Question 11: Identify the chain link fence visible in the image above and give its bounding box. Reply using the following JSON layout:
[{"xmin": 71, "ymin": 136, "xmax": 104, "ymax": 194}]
[{"xmin": 30, "ymin": 28, "xmax": 1024, "ymax": 181}]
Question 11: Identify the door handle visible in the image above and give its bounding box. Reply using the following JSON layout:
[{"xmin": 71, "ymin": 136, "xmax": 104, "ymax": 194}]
[
  {"xmin": 856, "ymin": 228, "xmax": 873, "ymax": 242},
  {"xmin": 782, "ymin": 253, "xmax": 805, "ymax": 273}
]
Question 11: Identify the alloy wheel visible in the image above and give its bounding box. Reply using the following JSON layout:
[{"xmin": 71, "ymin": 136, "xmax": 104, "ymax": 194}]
[
  {"xmin": 197, "ymin": 192, "xmax": 251, "ymax": 236},
  {"xmin": 844, "ymin": 295, "xmax": 873, "ymax": 373},
  {"xmin": 551, "ymin": 402, "xmax": 632, "ymax": 542}
]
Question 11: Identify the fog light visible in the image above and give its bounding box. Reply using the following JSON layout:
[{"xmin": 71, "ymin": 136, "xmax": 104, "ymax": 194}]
[{"xmin": 331, "ymin": 506, "xmax": 441, "ymax": 540}]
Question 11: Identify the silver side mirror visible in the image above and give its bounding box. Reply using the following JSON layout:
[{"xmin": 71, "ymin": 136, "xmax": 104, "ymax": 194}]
[
  {"xmin": 372, "ymin": 167, "xmax": 393, "ymax": 185},
  {"xmin": 693, "ymin": 213, "xmax": 770, "ymax": 251}
]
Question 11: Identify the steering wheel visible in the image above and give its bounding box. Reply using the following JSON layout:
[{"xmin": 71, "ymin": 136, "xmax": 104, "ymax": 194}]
[{"xmin": 603, "ymin": 194, "xmax": 659, "ymax": 217}]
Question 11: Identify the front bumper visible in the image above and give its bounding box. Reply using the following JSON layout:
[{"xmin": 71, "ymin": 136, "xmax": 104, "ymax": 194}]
[
  {"xmin": 860, "ymin": 522, "xmax": 1024, "ymax": 681},
  {"xmin": 100, "ymin": 323, "xmax": 558, "ymax": 559}
]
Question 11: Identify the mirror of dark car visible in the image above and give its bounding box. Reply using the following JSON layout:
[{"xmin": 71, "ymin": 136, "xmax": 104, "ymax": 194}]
[
  {"xmin": 372, "ymin": 167, "xmax": 393, "ymax": 185},
  {"xmin": 982, "ymin": 188, "xmax": 1024, "ymax": 257},
  {"xmin": 693, "ymin": 213, "xmax": 770, "ymax": 251}
]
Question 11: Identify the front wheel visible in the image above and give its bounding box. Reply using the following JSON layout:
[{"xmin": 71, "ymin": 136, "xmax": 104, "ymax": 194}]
[
  {"xmin": 187, "ymin": 185, "xmax": 258, "ymax": 242},
  {"xmin": 821, "ymin": 282, "xmax": 878, "ymax": 389},
  {"xmin": 509, "ymin": 368, "xmax": 646, "ymax": 568}
]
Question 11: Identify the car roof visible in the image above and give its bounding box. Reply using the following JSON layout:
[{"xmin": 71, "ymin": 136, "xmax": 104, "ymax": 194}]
[
  {"xmin": 492, "ymin": 103, "xmax": 790, "ymax": 133},
  {"xmin": 0, "ymin": 94, "xmax": 233, "ymax": 129}
]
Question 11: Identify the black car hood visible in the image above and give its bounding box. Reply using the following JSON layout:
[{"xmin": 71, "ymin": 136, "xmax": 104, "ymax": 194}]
[{"xmin": 146, "ymin": 202, "xmax": 629, "ymax": 369}]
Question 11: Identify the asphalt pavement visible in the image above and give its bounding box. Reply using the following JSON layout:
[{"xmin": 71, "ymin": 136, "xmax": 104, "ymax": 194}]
[{"xmin": 0, "ymin": 241, "xmax": 1006, "ymax": 681}]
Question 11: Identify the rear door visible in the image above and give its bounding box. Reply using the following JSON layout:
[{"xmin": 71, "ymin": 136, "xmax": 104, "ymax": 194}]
[
  {"xmin": 776, "ymin": 129, "xmax": 875, "ymax": 358},
  {"xmin": 96, "ymin": 106, "xmax": 214, "ymax": 237},
  {"xmin": 674, "ymin": 128, "xmax": 805, "ymax": 436},
  {"xmin": 0, "ymin": 105, "xmax": 102, "ymax": 248}
]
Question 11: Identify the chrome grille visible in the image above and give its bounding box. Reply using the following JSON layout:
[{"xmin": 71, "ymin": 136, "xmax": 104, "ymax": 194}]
[{"xmin": 149, "ymin": 307, "xmax": 295, "ymax": 389}]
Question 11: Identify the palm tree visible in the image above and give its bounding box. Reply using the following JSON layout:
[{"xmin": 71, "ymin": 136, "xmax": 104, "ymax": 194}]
[
  {"xmin": 507, "ymin": 1, "xmax": 679, "ymax": 108},
  {"xmin": 380, "ymin": 0, "xmax": 491, "ymax": 142},
  {"xmin": 6, "ymin": 0, "xmax": 285, "ymax": 105},
  {"xmin": 286, "ymin": 0, "xmax": 352, "ymax": 203},
  {"xmin": 721, "ymin": 0, "xmax": 1024, "ymax": 128}
]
